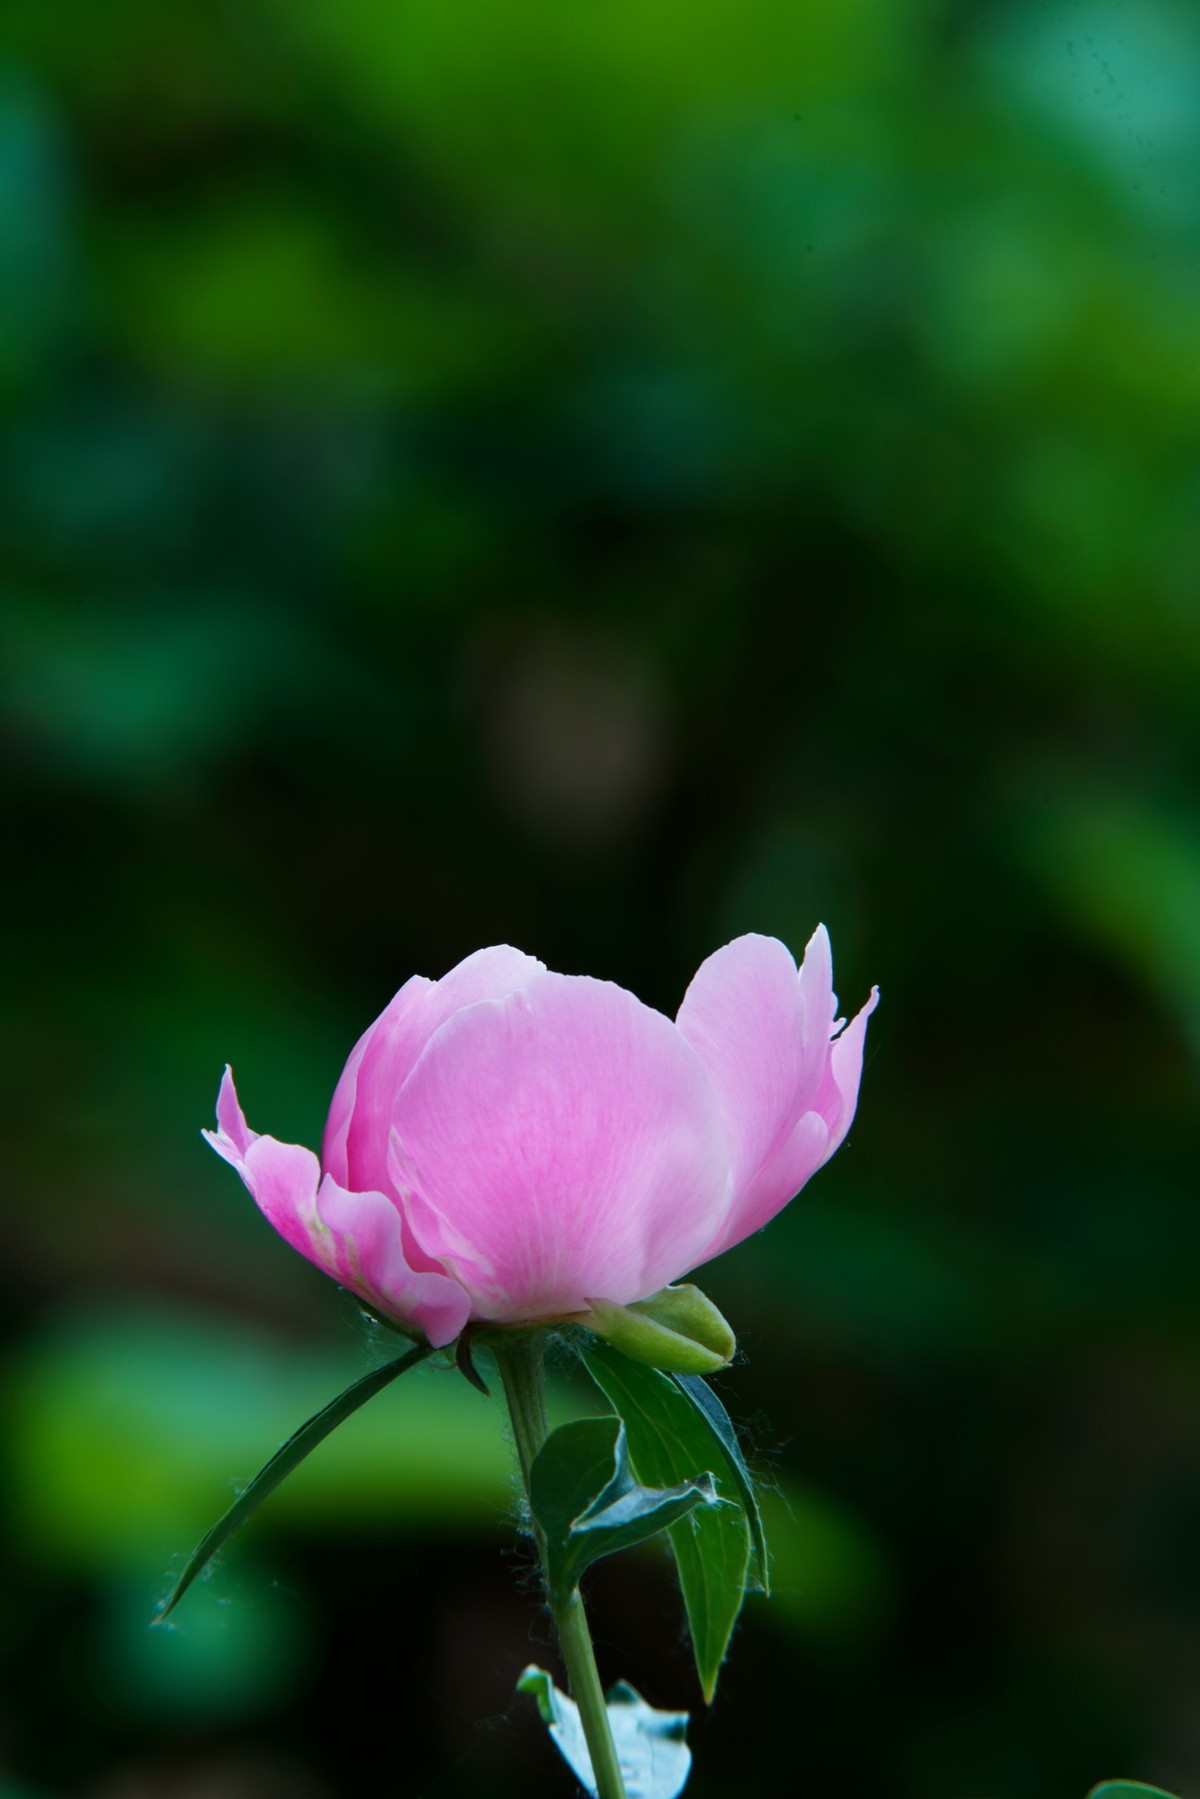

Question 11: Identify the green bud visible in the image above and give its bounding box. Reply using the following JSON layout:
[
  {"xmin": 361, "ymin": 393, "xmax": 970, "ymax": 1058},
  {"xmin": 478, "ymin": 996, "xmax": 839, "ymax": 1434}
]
[{"xmin": 584, "ymin": 1284, "xmax": 736, "ymax": 1375}]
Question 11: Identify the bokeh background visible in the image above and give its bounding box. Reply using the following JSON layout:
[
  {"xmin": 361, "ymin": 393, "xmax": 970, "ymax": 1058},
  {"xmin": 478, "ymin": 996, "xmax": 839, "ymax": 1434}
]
[{"xmin": 3, "ymin": 0, "xmax": 1200, "ymax": 1794}]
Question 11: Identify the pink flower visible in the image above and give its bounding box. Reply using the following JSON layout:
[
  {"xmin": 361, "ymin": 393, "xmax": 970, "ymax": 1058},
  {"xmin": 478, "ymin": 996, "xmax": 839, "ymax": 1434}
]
[{"xmin": 205, "ymin": 931, "xmax": 877, "ymax": 1348}]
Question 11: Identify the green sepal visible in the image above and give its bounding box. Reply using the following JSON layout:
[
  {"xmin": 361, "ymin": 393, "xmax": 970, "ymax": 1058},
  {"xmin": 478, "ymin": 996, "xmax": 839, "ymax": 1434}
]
[
  {"xmin": 155, "ymin": 1342, "xmax": 435, "ymax": 1620},
  {"xmin": 582, "ymin": 1341, "xmax": 750, "ymax": 1702},
  {"xmin": 673, "ymin": 1370, "xmax": 769, "ymax": 1593},
  {"xmin": 519, "ymin": 1664, "xmax": 691, "ymax": 1799},
  {"xmin": 529, "ymin": 1414, "xmax": 717, "ymax": 1601},
  {"xmin": 454, "ymin": 1330, "xmax": 491, "ymax": 1395},
  {"xmin": 585, "ymin": 1284, "xmax": 735, "ymax": 1375}
]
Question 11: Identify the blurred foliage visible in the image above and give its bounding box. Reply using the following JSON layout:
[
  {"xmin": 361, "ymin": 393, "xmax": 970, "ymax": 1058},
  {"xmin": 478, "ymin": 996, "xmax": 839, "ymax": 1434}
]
[{"xmin": 2, "ymin": 0, "xmax": 1200, "ymax": 1794}]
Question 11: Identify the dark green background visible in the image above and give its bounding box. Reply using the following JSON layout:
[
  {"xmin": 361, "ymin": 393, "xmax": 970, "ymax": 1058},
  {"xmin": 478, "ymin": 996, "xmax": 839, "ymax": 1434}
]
[{"xmin": 3, "ymin": 1, "xmax": 1200, "ymax": 1794}]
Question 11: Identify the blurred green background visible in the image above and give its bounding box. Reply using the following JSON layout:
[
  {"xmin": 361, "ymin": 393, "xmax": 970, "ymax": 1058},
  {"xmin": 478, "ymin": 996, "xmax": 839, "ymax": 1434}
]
[{"xmin": 3, "ymin": 0, "xmax": 1200, "ymax": 1794}]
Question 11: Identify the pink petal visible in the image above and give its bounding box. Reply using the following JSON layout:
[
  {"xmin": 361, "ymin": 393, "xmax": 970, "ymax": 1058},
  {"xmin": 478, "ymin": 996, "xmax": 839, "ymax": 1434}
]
[
  {"xmin": 327, "ymin": 946, "xmax": 545, "ymax": 1202},
  {"xmin": 322, "ymin": 975, "xmax": 434, "ymax": 1187},
  {"xmin": 705, "ymin": 1114, "xmax": 831, "ymax": 1258},
  {"xmin": 312, "ymin": 1175, "xmax": 472, "ymax": 1348},
  {"xmin": 244, "ymin": 1136, "xmax": 471, "ymax": 1347},
  {"xmin": 391, "ymin": 971, "xmax": 732, "ymax": 1321},
  {"xmin": 204, "ymin": 1064, "xmax": 258, "ymax": 1163},
  {"xmin": 240, "ymin": 1133, "xmax": 325, "ymax": 1260},
  {"xmin": 206, "ymin": 1073, "xmax": 471, "ymax": 1346},
  {"xmin": 676, "ymin": 928, "xmax": 832, "ymax": 1203},
  {"xmin": 706, "ymin": 983, "xmax": 878, "ymax": 1257},
  {"xmin": 797, "ymin": 920, "xmax": 838, "ymax": 1042},
  {"xmin": 814, "ymin": 985, "xmax": 879, "ymax": 1152}
]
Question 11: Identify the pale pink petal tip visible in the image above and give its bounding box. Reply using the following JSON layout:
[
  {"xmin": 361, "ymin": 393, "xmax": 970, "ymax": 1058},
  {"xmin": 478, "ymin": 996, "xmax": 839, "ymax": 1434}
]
[
  {"xmin": 216, "ymin": 1064, "xmax": 255, "ymax": 1155},
  {"xmin": 799, "ymin": 922, "xmax": 839, "ymax": 1029},
  {"xmin": 822, "ymin": 984, "xmax": 879, "ymax": 1152},
  {"xmin": 202, "ymin": 1065, "xmax": 257, "ymax": 1171},
  {"xmin": 803, "ymin": 921, "xmax": 832, "ymax": 979}
]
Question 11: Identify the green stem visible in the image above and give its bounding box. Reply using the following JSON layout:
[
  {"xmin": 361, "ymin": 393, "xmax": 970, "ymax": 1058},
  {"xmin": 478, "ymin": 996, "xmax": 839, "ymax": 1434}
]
[{"xmin": 493, "ymin": 1332, "xmax": 629, "ymax": 1799}]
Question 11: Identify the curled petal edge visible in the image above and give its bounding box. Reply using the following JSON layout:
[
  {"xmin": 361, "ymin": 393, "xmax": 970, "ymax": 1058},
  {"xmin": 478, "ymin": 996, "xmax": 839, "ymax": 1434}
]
[
  {"xmin": 703, "ymin": 983, "xmax": 879, "ymax": 1259},
  {"xmin": 203, "ymin": 1072, "xmax": 471, "ymax": 1349},
  {"xmin": 819, "ymin": 984, "xmax": 879, "ymax": 1153}
]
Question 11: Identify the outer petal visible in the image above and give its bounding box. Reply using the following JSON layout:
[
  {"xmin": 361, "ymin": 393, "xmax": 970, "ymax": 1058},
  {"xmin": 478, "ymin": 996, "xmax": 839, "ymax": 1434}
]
[
  {"xmin": 322, "ymin": 974, "xmax": 433, "ymax": 1188},
  {"xmin": 328, "ymin": 946, "xmax": 545, "ymax": 1201},
  {"xmin": 706, "ymin": 984, "xmax": 879, "ymax": 1258},
  {"xmin": 676, "ymin": 931, "xmax": 831, "ymax": 1203},
  {"xmin": 205, "ymin": 1072, "xmax": 471, "ymax": 1347},
  {"xmin": 203, "ymin": 1063, "xmax": 258, "ymax": 1167},
  {"xmin": 390, "ymin": 971, "xmax": 732, "ymax": 1322},
  {"xmin": 797, "ymin": 920, "xmax": 840, "ymax": 1046},
  {"xmin": 813, "ymin": 985, "xmax": 879, "ymax": 1153},
  {"xmin": 310, "ymin": 1174, "xmax": 472, "ymax": 1347}
]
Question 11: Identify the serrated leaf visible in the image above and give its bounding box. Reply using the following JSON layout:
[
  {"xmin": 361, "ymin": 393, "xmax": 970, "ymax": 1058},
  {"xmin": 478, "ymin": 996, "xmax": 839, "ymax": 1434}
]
[
  {"xmin": 156, "ymin": 1342, "xmax": 434, "ymax": 1619},
  {"xmin": 519, "ymin": 1664, "xmax": 691, "ymax": 1799},
  {"xmin": 529, "ymin": 1415, "xmax": 716, "ymax": 1601},
  {"xmin": 674, "ymin": 1371, "xmax": 769, "ymax": 1593},
  {"xmin": 582, "ymin": 1341, "xmax": 750, "ymax": 1702},
  {"xmin": 1088, "ymin": 1786, "xmax": 1180, "ymax": 1798}
]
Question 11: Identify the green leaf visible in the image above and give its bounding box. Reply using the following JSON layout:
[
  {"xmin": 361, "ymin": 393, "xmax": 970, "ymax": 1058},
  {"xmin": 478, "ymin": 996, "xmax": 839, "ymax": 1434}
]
[
  {"xmin": 529, "ymin": 1415, "xmax": 716, "ymax": 1601},
  {"xmin": 519, "ymin": 1664, "xmax": 691, "ymax": 1799},
  {"xmin": 156, "ymin": 1343, "xmax": 435, "ymax": 1619},
  {"xmin": 1088, "ymin": 1786, "xmax": 1180, "ymax": 1799},
  {"xmin": 674, "ymin": 1371, "xmax": 769, "ymax": 1593},
  {"xmin": 582, "ymin": 1341, "xmax": 750, "ymax": 1702}
]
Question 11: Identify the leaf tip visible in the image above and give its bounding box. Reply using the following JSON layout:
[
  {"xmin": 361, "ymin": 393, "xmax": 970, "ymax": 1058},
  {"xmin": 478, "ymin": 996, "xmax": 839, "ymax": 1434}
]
[{"xmin": 516, "ymin": 1663, "xmax": 556, "ymax": 1722}]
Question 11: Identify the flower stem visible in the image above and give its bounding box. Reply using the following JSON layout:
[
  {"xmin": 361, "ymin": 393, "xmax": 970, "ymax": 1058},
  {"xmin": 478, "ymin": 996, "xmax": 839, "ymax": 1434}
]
[{"xmin": 493, "ymin": 1332, "xmax": 629, "ymax": 1799}]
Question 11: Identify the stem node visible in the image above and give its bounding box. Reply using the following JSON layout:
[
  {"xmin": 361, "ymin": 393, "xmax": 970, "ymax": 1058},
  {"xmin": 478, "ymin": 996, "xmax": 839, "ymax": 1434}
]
[{"xmin": 493, "ymin": 1332, "xmax": 629, "ymax": 1799}]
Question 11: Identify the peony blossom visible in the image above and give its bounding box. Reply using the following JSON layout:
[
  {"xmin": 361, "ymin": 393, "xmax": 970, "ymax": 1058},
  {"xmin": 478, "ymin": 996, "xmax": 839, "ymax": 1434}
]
[{"xmin": 204, "ymin": 930, "xmax": 877, "ymax": 1348}]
